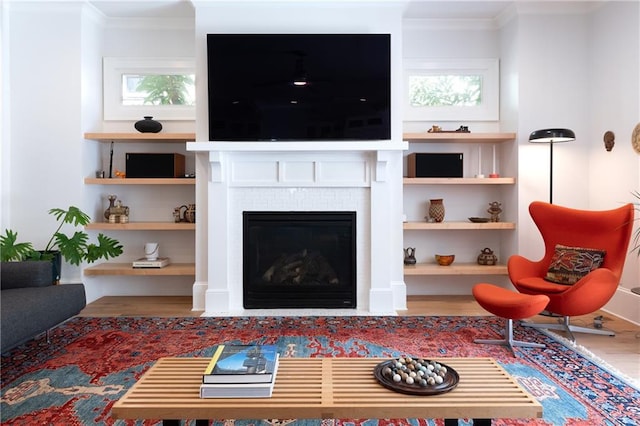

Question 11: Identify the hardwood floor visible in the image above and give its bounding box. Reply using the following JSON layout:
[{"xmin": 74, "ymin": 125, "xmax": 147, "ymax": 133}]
[{"xmin": 79, "ymin": 295, "xmax": 640, "ymax": 383}]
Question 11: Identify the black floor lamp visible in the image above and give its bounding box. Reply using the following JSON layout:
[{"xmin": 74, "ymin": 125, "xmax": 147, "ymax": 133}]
[{"xmin": 528, "ymin": 128, "xmax": 576, "ymax": 204}]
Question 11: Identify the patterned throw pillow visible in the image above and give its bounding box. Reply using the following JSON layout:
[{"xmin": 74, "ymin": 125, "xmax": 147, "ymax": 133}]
[{"xmin": 545, "ymin": 244, "xmax": 606, "ymax": 285}]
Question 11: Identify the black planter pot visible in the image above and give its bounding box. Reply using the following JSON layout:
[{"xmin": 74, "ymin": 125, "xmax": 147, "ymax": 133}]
[
  {"xmin": 134, "ymin": 116, "xmax": 163, "ymax": 133},
  {"xmin": 37, "ymin": 250, "xmax": 61, "ymax": 284}
]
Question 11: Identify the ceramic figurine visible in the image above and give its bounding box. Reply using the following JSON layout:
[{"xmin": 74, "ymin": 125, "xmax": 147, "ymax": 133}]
[
  {"xmin": 477, "ymin": 247, "xmax": 498, "ymax": 265},
  {"xmin": 487, "ymin": 201, "xmax": 502, "ymax": 222},
  {"xmin": 404, "ymin": 247, "xmax": 417, "ymax": 265}
]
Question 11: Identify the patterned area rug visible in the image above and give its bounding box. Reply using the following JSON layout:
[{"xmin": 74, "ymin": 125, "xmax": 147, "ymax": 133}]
[{"xmin": 1, "ymin": 316, "xmax": 638, "ymax": 425}]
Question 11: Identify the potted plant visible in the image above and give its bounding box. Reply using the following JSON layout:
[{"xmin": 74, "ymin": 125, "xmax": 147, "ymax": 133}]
[{"xmin": 1, "ymin": 206, "xmax": 123, "ymax": 282}]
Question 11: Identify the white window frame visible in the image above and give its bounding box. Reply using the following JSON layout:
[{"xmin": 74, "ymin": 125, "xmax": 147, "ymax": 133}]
[
  {"xmin": 403, "ymin": 58, "xmax": 499, "ymax": 122},
  {"xmin": 103, "ymin": 57, "xmax": 196, "ymax": 121}
]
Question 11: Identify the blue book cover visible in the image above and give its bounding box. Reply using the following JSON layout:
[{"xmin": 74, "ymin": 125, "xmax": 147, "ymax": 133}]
[{"xmin": 203, "ymin": 345, "xmax": 279, "ymax": 384}]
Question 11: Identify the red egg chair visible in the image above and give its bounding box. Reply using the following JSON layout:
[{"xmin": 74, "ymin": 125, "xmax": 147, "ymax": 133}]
[{"xmin": 508, "ymin": 201, "xmax": 634, "ymax": 341}]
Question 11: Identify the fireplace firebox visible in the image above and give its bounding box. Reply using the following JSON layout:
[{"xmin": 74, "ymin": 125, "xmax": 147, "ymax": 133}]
[{"xmin": 243, "ymin": 211, "xmax": 356, "ymax": 309}]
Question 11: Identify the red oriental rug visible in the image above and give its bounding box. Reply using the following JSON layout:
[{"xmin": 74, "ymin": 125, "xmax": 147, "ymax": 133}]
[{"xmin": 1, "ymin": 316, "xmax": 638, "ymax": 425}]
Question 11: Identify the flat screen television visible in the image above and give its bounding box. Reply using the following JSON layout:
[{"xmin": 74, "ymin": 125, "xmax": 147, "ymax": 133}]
[{"xmin": 207, "ymin": 34, "xmax": 391, "ymax": 141}]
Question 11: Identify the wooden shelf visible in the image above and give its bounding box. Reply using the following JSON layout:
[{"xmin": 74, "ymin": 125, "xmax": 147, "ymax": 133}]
[
  {"xmin": 84, "ymin": 262, "xmax": 195, "ymax": 276},
  {"xmin": 86, "ymin": 222, "xmax": 195, "ymax": 231},
  {"xmin": 403, "ymin": 221, "xmax": 515, "ymax": 230},
  {"xmin": 404, "ymin": 263, "xmax": 507, "ymax": 276},
  {"xmin": 84, "ymin": 178, "xmax": 195, "ymax": 185},
  {"xmin": 84, "ymin": 132, "xmax": 195, "ymax": 142},
  {"xmin": 403, "ymin": 132, "xmax": 516, "ymax": 143},
  {"xmin": 404, "ymin": 177, "xmax": 515, "ymax": 185}
]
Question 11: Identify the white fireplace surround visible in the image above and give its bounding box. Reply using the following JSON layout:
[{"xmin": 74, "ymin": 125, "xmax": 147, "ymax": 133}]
[{"xmin": 188, "ymin": 141, "xmax": 408, "ymax": 316}]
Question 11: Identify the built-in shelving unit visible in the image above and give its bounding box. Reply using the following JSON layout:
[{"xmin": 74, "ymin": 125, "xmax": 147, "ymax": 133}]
[
  {"xmin": 85, "ymin": 222, "xmax": 195, "ymax": 231},
  {"xmin": 403, "ymin": 132, "xmax": 516, "ymax": 143},
  {"xmin": 404, "ymin": 177, "xmax": 515, "ymax": 185},
  {"xmin": 83, "ymin": 132, "xmax": 196, "ymax": 278},
  {"xmin": 84, "ymin": 132, "xmax": 195, "ymax": 142},
  {"xmin": 84, "ymin": 178, "xmax": 195, "ymax": 185},
  {"xmin": 84, "ymin": 263, "xmax": 195, "ymax": 276},
  {"xmin": 404, "ymin": 264, "xmax": 508, "ymax": 276},
  {"xmin": 403, "ymin": 221, "xmax": 515, "ymax": 230},
  {"xmin": 402, "ymin": 132, "xmax": 516, "ymax": 278}
]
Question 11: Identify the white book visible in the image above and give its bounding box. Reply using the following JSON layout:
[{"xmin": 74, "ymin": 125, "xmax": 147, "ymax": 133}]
[
  {"xmin": 132, "ymin": 257, "xmax": 170, "ymax": 268},
  {"xmin": 199, "ymin": 380, "xmax": 275, "ymax": 398}
]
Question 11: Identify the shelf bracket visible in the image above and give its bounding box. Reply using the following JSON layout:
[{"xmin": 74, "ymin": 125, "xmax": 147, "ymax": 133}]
[
  {"xmin": 374, "ymin": 150, "xmax": 391, "ymax": 182},
  {"xmin": 209, "ymin": 151, "xmax": 223, "ymax": 182}
]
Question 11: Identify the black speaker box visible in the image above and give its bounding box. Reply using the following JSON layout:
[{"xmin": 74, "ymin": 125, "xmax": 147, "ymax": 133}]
[
  {"xmin": 126, "ymin": 153, "xmax": 185, "ymax": 178},
  {"xmin": 407, "ymin": 153, "xmax": 463, "ymax": 178}
]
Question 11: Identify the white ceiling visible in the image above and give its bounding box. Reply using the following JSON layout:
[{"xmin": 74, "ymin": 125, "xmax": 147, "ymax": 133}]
[
  {"xmin": 88, "ymin": 0, "xmax": 513, "ymax": 20},
  {"xmin": 88, "ymin": 0, "xmax": 601, "ymax": 20}
]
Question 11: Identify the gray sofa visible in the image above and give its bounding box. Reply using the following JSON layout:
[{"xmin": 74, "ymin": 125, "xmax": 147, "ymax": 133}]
[{"xmin": 1, "ymin": 261, "xmax": 86, "ymax": 353}]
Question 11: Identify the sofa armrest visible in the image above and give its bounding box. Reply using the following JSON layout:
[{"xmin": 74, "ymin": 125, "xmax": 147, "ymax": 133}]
[{"xmin": 1, "ymin": 261, "xmax": 53, "ymax": 290}]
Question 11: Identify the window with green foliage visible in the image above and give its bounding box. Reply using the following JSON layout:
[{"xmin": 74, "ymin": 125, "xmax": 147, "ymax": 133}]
[
  {"xmin": 122, "ymin": 74, "xmax": 195, "ymax": 106},
  {"xmin": 404, "ymin": 59, "xmax": 499, "ymax": 121},
  {"xmin": 408, "ymin": 75, "xmax": 482, "ymax": 108},
  {"xmin": 104, "ymin": 58, "xmax": 195, "ymax": 121}
]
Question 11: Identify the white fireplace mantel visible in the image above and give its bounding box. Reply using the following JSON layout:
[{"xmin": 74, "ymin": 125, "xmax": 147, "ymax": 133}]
[
  {"xmin": 187, "ymin": 141, "xmax": 408, "ymax": 152},
  {"xmin": 188, "ymin": 140, "xmax": 408, "ymax": 316}
]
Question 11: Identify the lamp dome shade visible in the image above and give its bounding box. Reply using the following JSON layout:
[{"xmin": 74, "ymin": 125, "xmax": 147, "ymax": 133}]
[{"xmin": 529, "ymin": 128, "xmax": 575, "ymax": 143}]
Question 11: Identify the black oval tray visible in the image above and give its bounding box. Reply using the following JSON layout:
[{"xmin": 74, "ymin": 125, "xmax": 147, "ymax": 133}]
[
  {"xmin": 468, "ymin": 217, "xmax": 490, "ymax": 223},
  {"xmin": 373, "ymin": 359, "xmax": 459, "ymax": 396}
]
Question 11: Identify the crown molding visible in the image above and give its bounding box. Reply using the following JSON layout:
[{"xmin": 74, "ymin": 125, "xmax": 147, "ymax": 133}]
[
  {"xmin": 403, "ymin": 17, "xmax": 499, "ymax": 31},
  {"xmin": 101, "ymin": 16, "xmax": 194, "ymax": 30},
  {"xmin": 514, "ymin": 1, "xmax": 602, "ymax": 16}
]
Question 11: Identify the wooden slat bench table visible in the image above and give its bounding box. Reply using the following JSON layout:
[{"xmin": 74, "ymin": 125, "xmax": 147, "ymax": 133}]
[{"xmin": 112, "ymin": 357, "xmax": 542, "ymax": 426}]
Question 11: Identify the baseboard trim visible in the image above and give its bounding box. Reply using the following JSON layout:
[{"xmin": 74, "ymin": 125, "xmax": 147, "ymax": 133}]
[{"xmin": 603, "ymin": 287, "xmax": 640, "ymax": 326}]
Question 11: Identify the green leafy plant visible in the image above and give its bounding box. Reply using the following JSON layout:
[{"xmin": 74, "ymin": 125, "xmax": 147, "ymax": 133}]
[
  {"xmin": 0, "ymin": 229, "xmax": 35, "ymax": 261},
  {"xmin": 136, "ymin": 74, "xmax": 195, "ymax": 105},
  {"xmin": 1, "ymin": 206, "xmax": 123, "ymax": 265}
]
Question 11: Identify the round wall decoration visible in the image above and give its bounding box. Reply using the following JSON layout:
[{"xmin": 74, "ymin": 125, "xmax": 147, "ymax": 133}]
[{"xmin": 633, "ymin": 123, "xmax": 640, "ymax": 154}]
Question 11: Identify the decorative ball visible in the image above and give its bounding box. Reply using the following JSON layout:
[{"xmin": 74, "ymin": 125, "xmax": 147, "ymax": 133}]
[{"xmin": 382, "ymin": 357, "xmax": 449, "ymax": 389}]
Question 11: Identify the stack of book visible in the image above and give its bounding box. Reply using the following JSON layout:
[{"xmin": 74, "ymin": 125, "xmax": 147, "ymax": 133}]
[
  {"xmin": 132, "ymin": 257, "xmax": 170, "ymax": 268},
  {"xmin": 200, "ymin": 344, "xmax": 280, "ymax": 398}
]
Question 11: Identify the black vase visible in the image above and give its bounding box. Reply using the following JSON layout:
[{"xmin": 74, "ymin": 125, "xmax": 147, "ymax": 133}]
[{"xmin": 134, "ymin": 116, "xmax": 163, "ymax": 133}]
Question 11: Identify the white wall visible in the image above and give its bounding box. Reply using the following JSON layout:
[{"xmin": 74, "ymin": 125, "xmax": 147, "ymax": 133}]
[
  {"xmin": 3, "ymin": 1, "xmax": 638, "ymax": 320},
  {"xmin": 5, "ymin": 2, "xmax": 86, "ymax": 282},
  {"xmin": 587, "ymin": 1, "xmax": 640, "ymax": 323},
  {"xmin": 2, "ymin": 2, "xmax": 198, "ymax": 303},
  {"xmin": 515, "ymin": 11, "xmax": 591, "ymax": 263}
]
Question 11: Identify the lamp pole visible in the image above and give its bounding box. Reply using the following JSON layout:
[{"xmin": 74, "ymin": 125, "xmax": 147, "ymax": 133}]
[
  {"xmin": 529, "ymin": 128, "xmax": 575, "ymax": 205},
  {"xmin": 549, "ymin": 141, "xmax": 554, "ymax": 204}
]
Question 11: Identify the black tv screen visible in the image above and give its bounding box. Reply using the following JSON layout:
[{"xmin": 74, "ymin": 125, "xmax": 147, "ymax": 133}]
[{"xmin": 207, "ymin": 34, "xmax": 391, "ymax": 141}]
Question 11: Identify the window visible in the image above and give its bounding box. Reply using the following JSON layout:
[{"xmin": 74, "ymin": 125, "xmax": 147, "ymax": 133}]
[
  {"xmin": 103, "ymin": 57, "xmax": 195, "ymax": 121},
  {"xmin": 403, "ymin": 59, "xmax": 499, "ymax": 121}
]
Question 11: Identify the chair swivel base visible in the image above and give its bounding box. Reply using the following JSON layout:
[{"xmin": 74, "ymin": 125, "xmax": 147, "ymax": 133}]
[
  {"xmin": 521, "ymin": 316, "xmax": 615, "ymax": 342},
  {"xmin": 475, "ymin": 318, "xmax": 545, "ymax": 357}
]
